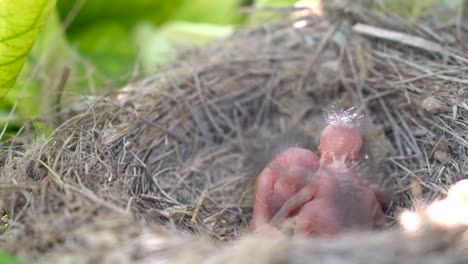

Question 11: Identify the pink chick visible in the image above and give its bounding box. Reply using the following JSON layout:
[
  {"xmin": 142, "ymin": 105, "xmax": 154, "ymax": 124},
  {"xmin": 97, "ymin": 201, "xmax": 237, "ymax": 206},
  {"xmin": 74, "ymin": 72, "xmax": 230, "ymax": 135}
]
[{"xmin": 251, "ymin": 109, "xmax": 391, "ymax": 236}]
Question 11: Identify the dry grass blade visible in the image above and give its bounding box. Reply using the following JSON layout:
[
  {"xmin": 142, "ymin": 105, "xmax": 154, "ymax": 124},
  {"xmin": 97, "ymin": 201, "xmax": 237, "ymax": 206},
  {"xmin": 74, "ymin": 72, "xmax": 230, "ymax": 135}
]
[{"xmin": 352, "ymin": 23, "xmax": 446, "ymax": 53}]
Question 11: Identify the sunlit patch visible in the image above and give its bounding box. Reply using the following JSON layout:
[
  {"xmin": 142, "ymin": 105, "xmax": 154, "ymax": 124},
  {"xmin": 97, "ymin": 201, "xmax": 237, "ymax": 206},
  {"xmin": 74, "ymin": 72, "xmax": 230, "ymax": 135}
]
[
  {"xmin": 427, "ymin": 179, "xmax": 468, "ymax": 228},
  {"xmin": 293, "ymin": 20, "xmax": 308, "ymax": 29},
  {"xmin": 399, "ymin": 210, "xmax": 423, "ymax": 234},
  {"xmin": 400, "ymin": 179, "xmax": 468, "ymax": 233},
  {"xmin": 446, "ymin": 179, "xmax": 468, "ymax": 206},
  {"xmin": 293, "ymin": 0, "xmax": 323, "ymax": 17},
  {"xmin": 140, "ymin": 233, "xmax": 170, "ymax": 251}
]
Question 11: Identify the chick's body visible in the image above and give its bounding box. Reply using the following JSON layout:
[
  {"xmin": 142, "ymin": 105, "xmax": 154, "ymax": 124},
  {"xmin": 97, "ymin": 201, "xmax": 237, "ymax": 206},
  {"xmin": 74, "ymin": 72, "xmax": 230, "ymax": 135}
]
[
  {"xmin": 294, "ymin": 160, "xmax": 384, "ymax": 236},
  {"xmin": 251, "ymin": 124, "xmax": 388, "ymax": 236}
]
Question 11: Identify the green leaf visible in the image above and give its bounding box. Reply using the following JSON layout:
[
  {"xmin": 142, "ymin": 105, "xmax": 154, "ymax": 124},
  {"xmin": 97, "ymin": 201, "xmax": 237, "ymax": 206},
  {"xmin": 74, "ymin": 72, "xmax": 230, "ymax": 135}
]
[
  {"xmin": 170, "ymin": 0, "xmax": 243, "ymax": 25},
  {"xmin": 56, "ymin": 0, "xmax": 183, "ymax": 32},
  {"xmin": 160, "ymin": 21, "xmax": 235, "ymax": 44},
  {"xmin": 133, "ymin": 22, "xmax": 176, "ymax": 74},
  {"xmin": 71, "ymin": 21, "xmax": 137, "ymax": 79},
  {"xmin": 0, "ymin": 0, "xmax": 57, "ymax": 94},
  {"xmin": 55, "ymin": 0, "xmax": 182, "ymax": 80},
  {"xmin": 133, "ymin": 21, "xmax": 234, "ymax": 75},
  {"xmin": 0, "ymin": 251, "xmax": 24, "ymax": 264}
]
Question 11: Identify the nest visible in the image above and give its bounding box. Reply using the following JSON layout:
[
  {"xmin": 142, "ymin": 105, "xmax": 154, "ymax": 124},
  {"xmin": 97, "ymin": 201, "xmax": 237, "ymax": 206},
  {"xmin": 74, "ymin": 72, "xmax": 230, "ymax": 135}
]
[{"xmin": 1, "ymin": 2, "xmax": 467, "ymax": 263}]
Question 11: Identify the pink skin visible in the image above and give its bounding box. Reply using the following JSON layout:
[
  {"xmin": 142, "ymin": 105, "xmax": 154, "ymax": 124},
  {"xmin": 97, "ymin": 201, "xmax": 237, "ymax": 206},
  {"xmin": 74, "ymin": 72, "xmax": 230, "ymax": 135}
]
[
  {"xmin": 251, "ymin": 125, "xmax": 389, "ymax": 236},
  {"xmin": 250, "ymin": 147, "xmax": 320, "ymax": 232}
]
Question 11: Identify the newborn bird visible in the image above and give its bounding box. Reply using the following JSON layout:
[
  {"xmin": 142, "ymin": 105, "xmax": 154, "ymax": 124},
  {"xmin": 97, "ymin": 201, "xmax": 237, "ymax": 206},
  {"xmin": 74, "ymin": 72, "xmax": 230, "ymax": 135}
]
[{"xmin": 250, "ymin": 109, "xmax": 391, "ymax": 236}]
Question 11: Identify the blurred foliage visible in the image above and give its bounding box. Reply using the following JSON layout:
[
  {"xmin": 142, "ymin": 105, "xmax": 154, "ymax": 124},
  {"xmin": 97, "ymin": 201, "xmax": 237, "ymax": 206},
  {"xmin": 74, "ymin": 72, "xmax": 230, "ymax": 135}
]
[
  {"xmin": 362, "ymin": 0, "xmax": 462, "ymax": 21},
  {"xmin": 54, "ymin": 0, "xmax": 244, "ymax": 81},
  {"xmin": 56, "ymin": 1, "xmax": 181, "ymax": 29},
  {"xmin": 1, "ymin": 0, "xmax": 245, "ymax": 141},
  {"xmin": 0, "ymin": 251, "xmax": 24, "ymax": 264},
  {"xmin": 133, "ymin": 21, "xmax": 235, "ymax": 75},
  {"xmin": 0, "ymin": 0, "xmax": 464, "ymax": 141},
  {"xmin": 169, "ymin": 0, "xmax": 243, "ymax": 24}
]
